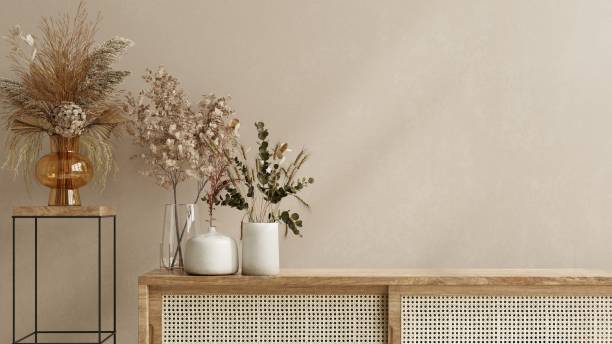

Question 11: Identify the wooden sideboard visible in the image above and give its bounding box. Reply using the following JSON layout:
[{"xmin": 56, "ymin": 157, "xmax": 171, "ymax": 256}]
[{"xmin": 139, "ymin": 269, "xmax": 612, "ymax": 344}]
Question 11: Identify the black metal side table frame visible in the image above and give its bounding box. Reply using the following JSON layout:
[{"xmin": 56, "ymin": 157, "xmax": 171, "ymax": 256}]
[{"xmin": 12, "ymin": 214, "xmax": 116, "ymax": 344}]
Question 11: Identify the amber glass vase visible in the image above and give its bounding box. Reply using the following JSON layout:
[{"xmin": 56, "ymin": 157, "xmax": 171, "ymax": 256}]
[{"xmin": 35, "ymin": 135, "xmax": 93, "ymax": 206}]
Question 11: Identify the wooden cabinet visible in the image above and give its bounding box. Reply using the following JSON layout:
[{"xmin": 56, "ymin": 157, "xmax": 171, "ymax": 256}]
[{"xmin": 139, "ymin": 269, "xmax": 612, "ymax": 344}]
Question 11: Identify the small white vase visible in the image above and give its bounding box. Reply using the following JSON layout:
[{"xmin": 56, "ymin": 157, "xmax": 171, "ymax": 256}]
[
  {"xmin": 184, "ymin": 227, "xmax": 238, "ymax": 275},
  {"xmin": 242, "ymin": 222, "xmax": 279, "ymax": 276}
]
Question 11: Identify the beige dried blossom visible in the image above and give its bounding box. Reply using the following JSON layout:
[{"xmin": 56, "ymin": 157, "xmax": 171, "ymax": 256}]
[
  {"xmin": 50, "ymin": 102, "xmax": 87, "ymax": 137},
  {"xmin": 190, "ymin": 94, "xmax": 239, "ymax": 179},
  {"xmin": 125, "ymin": 67, "xmax": 198, "ymax": 190}
]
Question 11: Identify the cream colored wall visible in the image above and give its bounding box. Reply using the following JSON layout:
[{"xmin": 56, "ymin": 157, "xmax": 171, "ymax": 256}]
[{"xmin": 2, "ymin": 0, "xmax": 612, "ymax": 342}]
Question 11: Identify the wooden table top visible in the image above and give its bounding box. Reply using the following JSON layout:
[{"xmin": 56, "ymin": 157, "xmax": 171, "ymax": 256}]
[
  {"xmin": 139, "ymin": 268, "xmax": 612, "ymax": 286},
  {"xmin": 13, "ymin": 205, "xmax": 116, "ymax": 217}
]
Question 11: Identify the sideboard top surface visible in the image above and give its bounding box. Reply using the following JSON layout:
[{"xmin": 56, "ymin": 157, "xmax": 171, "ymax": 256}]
[
  {"xmin": 13, "ymin": 205, "xmax": 116, "ymax": 217},
  {"xmin": 139, "ymin": 268, "xmax": 612, "ymax": 287}
]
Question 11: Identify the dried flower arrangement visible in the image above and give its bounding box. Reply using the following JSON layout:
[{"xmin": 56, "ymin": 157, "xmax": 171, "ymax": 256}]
[
  {"xmin": 0, "ymin": 2, "xmax": 133, "ymax": 187},
  {"xmin": 219, "ymin": 122, "xmax": 314, "ymax": 236},
  {"xmin": 125, "ymin": 66, "xmax": 241, "ymax": 268},
  {"xmin": 125, "ymin": 68, "xmax": 240, "ymax": 208}
]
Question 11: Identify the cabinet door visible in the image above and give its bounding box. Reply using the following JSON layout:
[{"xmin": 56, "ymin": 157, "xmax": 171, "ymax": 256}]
[
  {"xmin": 401, "ymin": 295, "xmax": 612, "ymax": 343},
  {"xmin": 162, "ymin": 294, "xmax": 388, "ymax": 343}
]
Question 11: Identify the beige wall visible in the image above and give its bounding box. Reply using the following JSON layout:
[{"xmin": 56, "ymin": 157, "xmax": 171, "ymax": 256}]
[{"xmin": 2, "ymin": 0, "xmax": 612, "ymax": 342}]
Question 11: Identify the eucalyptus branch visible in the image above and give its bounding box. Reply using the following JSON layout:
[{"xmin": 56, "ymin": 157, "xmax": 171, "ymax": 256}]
[{"xmin": 217, "ymin": 122, "xmax": 314, "ymax": 236}]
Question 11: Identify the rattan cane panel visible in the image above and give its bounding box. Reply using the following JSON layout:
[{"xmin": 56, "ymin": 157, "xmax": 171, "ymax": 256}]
[
  {"xmin": 401, "ymin": 295, "xmax": 612, "ymax": 343},
  {"xmin": 163, "ymin": 294, "xmax": 388, "ymax": 343}
]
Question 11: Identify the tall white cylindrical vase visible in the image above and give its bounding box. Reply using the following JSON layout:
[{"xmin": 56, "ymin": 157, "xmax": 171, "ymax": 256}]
[{"xmin": 242, "ymin": 222, "xmax": 279, "ymax": 276}]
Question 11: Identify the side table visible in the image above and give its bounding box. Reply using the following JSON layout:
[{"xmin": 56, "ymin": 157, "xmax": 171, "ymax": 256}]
[{"xmin": 12, "ymin": 206, "xmax": 116, "ymax": 344}]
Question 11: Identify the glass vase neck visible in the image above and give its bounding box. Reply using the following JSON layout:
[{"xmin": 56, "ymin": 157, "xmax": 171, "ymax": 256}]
[{"xmin": 49, "ymin": 135, "xmax": 80, "ymax": 153}]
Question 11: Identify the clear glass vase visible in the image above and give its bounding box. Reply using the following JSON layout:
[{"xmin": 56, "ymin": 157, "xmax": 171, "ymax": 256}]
[{"xmin": 161, "ymin": 204, "xmax": 198, "ymax": 270}]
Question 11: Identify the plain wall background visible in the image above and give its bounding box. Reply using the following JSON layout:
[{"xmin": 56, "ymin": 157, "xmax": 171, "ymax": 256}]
[{"xmin": 2, "ymin": 0, "xmax": 612, "ymax": 342}]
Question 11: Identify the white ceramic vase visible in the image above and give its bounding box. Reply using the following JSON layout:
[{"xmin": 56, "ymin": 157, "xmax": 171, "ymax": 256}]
[
  {"xmin": 184, "ymin": 227, "xmax": 238, "ymax": 275},
  {"xmin": 241, "ymin": 222, "xmax": 279, "ymax": 276}
]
